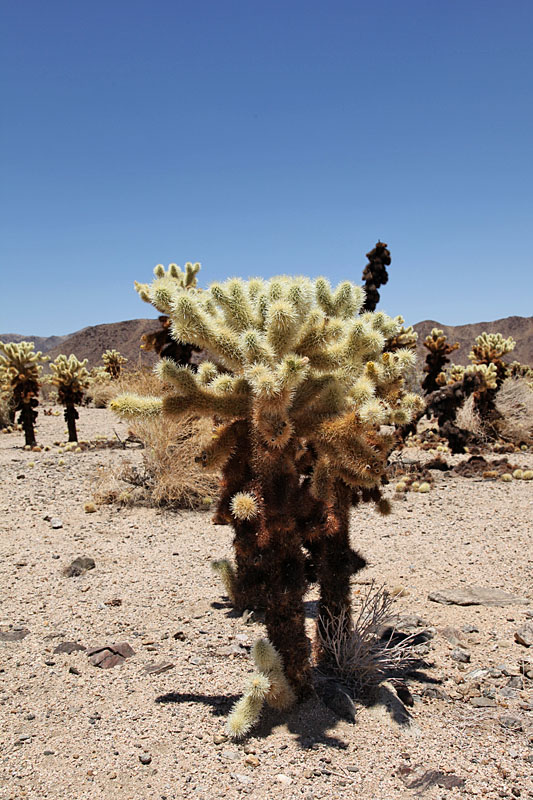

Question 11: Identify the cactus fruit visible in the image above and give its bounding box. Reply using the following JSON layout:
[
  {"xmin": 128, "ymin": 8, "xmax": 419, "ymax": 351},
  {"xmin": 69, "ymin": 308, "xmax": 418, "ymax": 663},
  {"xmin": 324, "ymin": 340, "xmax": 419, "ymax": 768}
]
[
  {"xmin": 102, "ymin": 349, "xmax": 128, "ymax": 379},
  {"xmin": 0, "ymin": 341, "xmax": 49, "ymax": 446},
  {"xmin": 361, "ymin": 241, "xmax": 391, "ymax": 312},
  {"xmin": 112, "ymin": 269, "xmax": 422, "ymax": 703},
  {"xmin": 50, "ymin": 355, "xmax": 90, "ymax": 442}
]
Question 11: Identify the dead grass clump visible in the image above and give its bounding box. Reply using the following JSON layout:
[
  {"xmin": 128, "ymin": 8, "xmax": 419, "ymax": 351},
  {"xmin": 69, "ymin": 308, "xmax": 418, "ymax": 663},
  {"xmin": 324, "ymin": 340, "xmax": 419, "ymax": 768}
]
[
  {"xmin": 94, "ymin": 414, "xmax": 220, "ymax": 510},
  {"xmin": 317, "ymin": 583, "xmax": 423, "ymax": 694},
  {"xmin": 495, "ymin": 377, "xmax": 533, "ymax": 445},
  {"xmin": 456, "ymin": 395, "xmax": 488, "ymax": 440}
]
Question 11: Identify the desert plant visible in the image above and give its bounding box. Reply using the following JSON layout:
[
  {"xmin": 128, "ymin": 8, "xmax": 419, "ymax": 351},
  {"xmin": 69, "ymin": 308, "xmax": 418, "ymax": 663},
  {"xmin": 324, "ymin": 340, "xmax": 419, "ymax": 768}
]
[
  {"xmin": 0, "ymin": 341, "xmax": 49, "ymax": 446},
  {"xmin": 421, "ymin": 329, "xmax": 459, "ymax": 395},
  {"xmin": 494, "ymin": 377, "xmax": 533, "ymax": 445},
  {"xmin": 112, "ymin": 270, "xmax": 422, "ymax": 712},
  {"xmin": 468, "ymin": 332, "xmax": 516, "ymax": 423},
  {"xmin": 102, "ymin": 349, "xmax": 128, "ymax": 379},
  {"xmin": 361, "ymin": 241, "xmax": 391, "ymax": 312},
  {"xmin": 50, "ymin": 354, "xmax": 90, "ymax": 441},
  {"xmin": 316, "ymin": 583, "xmax": 422, "ymax": 693}
]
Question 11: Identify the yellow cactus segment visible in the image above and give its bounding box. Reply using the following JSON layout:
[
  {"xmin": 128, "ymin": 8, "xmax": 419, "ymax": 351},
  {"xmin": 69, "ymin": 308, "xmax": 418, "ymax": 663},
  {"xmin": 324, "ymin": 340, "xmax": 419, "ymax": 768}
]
[
  {"xmin": 84, "ymin": 502, "xmax": 97, "ymax": 513},
  {"xmin": 211, "ymin": 559, "xmax": 237, "ymax": 605},
  {"xmin": 513, "ymin": 469, "xmax": 523, "ymax": 480},
  {"xmin": 417, "ymin": 482, "xmax": 431, "ymax": 493},
  {"xmin": 522, "ymin": 470, "xmax": 533, "ymax": 480},
  {"xmin": 395, "ymin": 482, "xmax": 407, "ymax": 493},
  {"xmin": 230, "ymin": 492, "xmax": 259, "ymax": 521},
  {"xmin": 252, "ymin": 639, "xmax": 296, "ymax": 711},
  {"xmin": 109, "ymin": 394, "xmax": 163, "ymax": 419},
  {"xmin": 226, "ymin": 673, "xmax": 270, "ymax": 739},
  {"xmin": 501, "ymin": 473, "xmax": 513, "ymax": 482}
]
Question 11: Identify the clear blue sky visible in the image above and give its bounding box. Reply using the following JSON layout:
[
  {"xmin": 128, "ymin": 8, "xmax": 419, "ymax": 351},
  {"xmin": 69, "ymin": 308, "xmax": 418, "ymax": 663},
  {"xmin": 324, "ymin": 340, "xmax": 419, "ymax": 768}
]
[{"xmin": 1, "ymin": 0, "xmax": 532, "ymax": 335}]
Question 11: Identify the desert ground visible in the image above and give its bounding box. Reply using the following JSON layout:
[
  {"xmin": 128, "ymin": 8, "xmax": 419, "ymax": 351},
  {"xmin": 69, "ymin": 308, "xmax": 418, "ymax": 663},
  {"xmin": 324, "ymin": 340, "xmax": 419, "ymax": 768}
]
[{"xmin": 0, "ymin": 407, "xmax": 532, "ymax": 800}]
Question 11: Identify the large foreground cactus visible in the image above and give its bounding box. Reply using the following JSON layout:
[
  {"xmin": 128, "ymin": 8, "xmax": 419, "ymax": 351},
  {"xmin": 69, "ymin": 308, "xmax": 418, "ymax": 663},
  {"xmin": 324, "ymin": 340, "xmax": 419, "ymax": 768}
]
[
  {"xmin": 112, "ymin": 267, "xmax": 421, "ymax": 706},
  {"xmin": 0, "ymin": 342, "xmax": 49, "ymax": 446},
  {"xmin": 50, "ymin": 355, "xmax": 90, "ymax": 442}
]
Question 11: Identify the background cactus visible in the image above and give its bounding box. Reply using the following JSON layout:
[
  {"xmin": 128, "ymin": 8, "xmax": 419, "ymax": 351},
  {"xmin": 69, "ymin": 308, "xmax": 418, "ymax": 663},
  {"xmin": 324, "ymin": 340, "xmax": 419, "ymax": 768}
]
[
  {"xmin": 421, "ymin": 328, "xmax": 460, "ymax": 395},
  {"xmin": 468, "ymin": 332, "xmax": 516, "ymax": 424},
  {"xmin": 360, "ymin": 241, "xmax": 391, "ymax": 312},
  {"xmin": 112, "ymin": 269, "xmax": 422, "ymax": 705},
  {"xmin": 102, "ymin": 349, "xmax": 128, "ymax": 379},
  {"xmin": 50, "ymin": 354, "xmax": 90, "ymax": 441},
  {"xmin": 0, "ymin": 341, "xmax": 49, "ymax": 446}
]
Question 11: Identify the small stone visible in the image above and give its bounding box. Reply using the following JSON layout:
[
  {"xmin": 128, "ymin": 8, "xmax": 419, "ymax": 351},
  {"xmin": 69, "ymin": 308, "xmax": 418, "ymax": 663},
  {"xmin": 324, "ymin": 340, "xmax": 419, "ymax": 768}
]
[
  {"xmin": 189, "ymin": 656, "xmax": 203, "ymax": 666},
  {"xmin": 0, "ymin": 627, "xmax": 30, "ymax": 642},
  {"xmin": 233, "ymin": 774, "xmax": 253, "ymax": 785},
  {"xmin": 276, "ymin": 774, "xmax": 292, "ymax": 786},
  {"xmin": 470, "ymin": 696, "xmax": 497, "ymax": 708},
  {"xmin": 69, "ymin": 666, "xmax": 81, "ymax": 675},
  {"xmin": 451, "ymin": 648, "xmax": 471, "ymax": 663},
  {"xmin": 345, "ymin": 765, "xmax": 359, "ymax": 773},
  {"xmin": 25, "ymin": 714, "xmax": 35, "ymax": 721},
  {"xmin": 440, "ymin": 627, "xmax": 464, "ymax": 647},
  {"xmin": 173, "ymin": 631, "xmax": 186, "ymax": 641},
  {"xmin": 243, "ymin": 743, "xmax": 256, "ymax": 754},
  {"xmin": 213, "ymin": 733, "xmax": 227, "ymax": 745},
  {"xmin": 222, "ymin": 749, "xmax": 239, "ymax": 762},
  {"xmin": 244, "ymin": 754, "xmax": 259, "ymax": 767},
  {"xmin": 391, "ymin": 586, "xmax": 409, "ymax": 598},
  {"xmin": 499, "ymin": 715, "xmax": 523, "ymax": 731},
  {"xmin": 54, "ymin": 641, "xmax": 86, "ymax": 654},
  {"xmin": 50, "ymin": 518, "xmax": 63, "ymax": 529},
  {"xmin": 461, "ymin": 624, "xmax": 480, "ymax": 634},
  {"xmin": 139, "ymin": 753, "xmax": 152, "ymax": 765},
  {"xmin": 43, "ymin": 750, "xmax": 54, "ymax": 756},
  {"xmin": 429, "ymin": 587, "xmax": 529, "ymax": 607},
  {"xmin": 144, "ymin": 662, "xmax": 174, "ymax": 675},
  {"xmin": 63, "ymin": 557, "xmax": 95, "ymax": 577},
  {"xmin": 514, "ymin": 623, "xmax": 533, "ymax": 647}
]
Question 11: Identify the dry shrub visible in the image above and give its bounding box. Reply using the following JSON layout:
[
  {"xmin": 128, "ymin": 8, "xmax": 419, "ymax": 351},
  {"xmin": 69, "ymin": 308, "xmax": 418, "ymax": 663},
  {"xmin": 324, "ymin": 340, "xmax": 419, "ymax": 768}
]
[
  {"xmin": 93, "ymin": 414, "xmax": 220, "ymax": 510},
  {"xmin": 317, "ymin": 583, "xmax": 424, "ymax": 694},
  {"xmin": 455, "ymin": 395, "xmax": 487, "ymax": 440},
  {"xmin": 495, "ymin": 377, "xmax": 533, "ymax": 445},
  {"xmin": 86, "ymin": 368, "xmax": 162, "ymax": 409}
]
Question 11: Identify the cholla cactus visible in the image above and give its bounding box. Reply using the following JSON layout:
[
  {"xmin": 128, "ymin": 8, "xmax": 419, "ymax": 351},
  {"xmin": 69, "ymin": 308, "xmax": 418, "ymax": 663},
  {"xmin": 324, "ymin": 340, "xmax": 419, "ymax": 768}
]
[
  {"xmin": 135, "ymin": 261, "xmax": 200, "ymax": 306},
  {"xmin": 102, "ymin": 349, "xmax": 128, "ymax": 379},
  {"xmin": 50, "ymin": 355, "xmax": 90, "ymax": 442},
  {"xmin": 112, "ymin": 272, "xmax": 421, "ymax": 701},
  {"xmin": 421, "ymin": 329, "xmax": 460, "ymax": 395},
  {"xmin": 469, "ymin": 332, "xmax": 516, "ymax": 422},
  {"xmin": 386, "ymin": 318, "xmax": 418, "ymax": 353},
  {"xmin": 0, "ymin": 341, "xmax": 49, "ymax": 446},
  {"xmin": 361, "ymin": 241, "xmax": 391, "ymax": 312},
  {"xmin": 141, "ymin": 315, "xmax": 196, "ymax": 367}
]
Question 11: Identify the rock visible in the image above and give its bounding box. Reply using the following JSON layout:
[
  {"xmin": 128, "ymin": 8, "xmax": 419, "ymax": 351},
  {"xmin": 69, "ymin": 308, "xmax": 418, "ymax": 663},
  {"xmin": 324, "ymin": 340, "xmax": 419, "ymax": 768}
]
[
  {"xmin": 316, "ymin": 679, "xmax": 357, "ymax": 722},
  {"xmin": 87, "ymin": 642, "xmax": 135, "ymax": 668},
  {"xmin": 222, "ymin": 750, "xmax": 239, "ymax": 762},
  {"xmin": 189, "ymin": 656, "xmax": 203, "ymax": 666},
  {"xmin": 514, "ymin": 623, "xmax": 533, "ymax": 647},
  {"xmin": 499, "ymin": 715, "xmax": 523, "ymax": 731},
  {"xmin": 50, "ymin": 518, "xmax": 63, "ymax": 529},
  {"xmin": 233, "ymin": 774, "xmax": 253, "ymax": 785},
  {"xmin": 429, "ymin": 587, "xmax": 529, "ymax": 607},
  {"xmin": 139, "ymin": 753, "xmax": 152, "ymax": 765},
  {"xmin": 276, "ymin": 774, "xmax": 292, "ymax": 786},
  {"xmin": 0, "ymin": 627, "xmax": 30, "ymax": 641},
  {"xmin": 399, "ymin": 767, "xmax": 465, "ymax": 791},
  {"xmin": 244, "ymin": 754, "xmax": 259, "ymax": 767},
  {"xmin": 144, "ymin": 662, "xmax": 174, "ymax": 675},
  {"xmin": 43, "ymin": 750, "xmax": 54, "ymax": 756},
  {"xmin": 63, "ymin": 557, "xmax": 95, "ymax": 577},
  {"xmin": 173, "ymin": 631, "xmax": 187, "ymax": 641},
  {"xmin": 53, "ymin": 641, "xmax": 86, "ymax": 654},
  {"xmin": 461, "ymin": 624, "xmax": 480, "ymax": 633},
  {"xmin": 470, "ymin": 696, "xmax": 497, "ymax": 708},
  {"xmin": 451, "ymin": 648, "xmax": 470, "ymax": 663},
  {"xmin": 440, "ymin": 627, "xmax": 464, "ymax": 647},
  {"xmin": 69, "ymin": 666, "xmax": 81, "ymax": 675},
  {"xmin": 213, "ymin": 733, "xmax": 227, "ymax": 745}
]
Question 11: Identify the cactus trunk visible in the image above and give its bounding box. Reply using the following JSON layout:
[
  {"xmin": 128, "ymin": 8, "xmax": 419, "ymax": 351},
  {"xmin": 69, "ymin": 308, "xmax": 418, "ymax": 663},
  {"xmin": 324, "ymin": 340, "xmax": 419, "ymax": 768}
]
[
  {"xmin": 19, "ymin": 400, "xmax": 37, "ymax": 447},
  {"xmin": 65, "ymin": 403, "xmax": 79, "ymax": 442}
]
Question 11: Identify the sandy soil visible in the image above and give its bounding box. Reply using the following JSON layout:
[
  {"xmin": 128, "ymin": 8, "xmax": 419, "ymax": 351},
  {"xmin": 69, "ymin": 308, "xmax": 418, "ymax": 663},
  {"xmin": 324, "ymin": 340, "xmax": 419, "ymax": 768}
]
[{"xmin": 0, "ymin": 408, "xmax": 532, "ymax": 800}]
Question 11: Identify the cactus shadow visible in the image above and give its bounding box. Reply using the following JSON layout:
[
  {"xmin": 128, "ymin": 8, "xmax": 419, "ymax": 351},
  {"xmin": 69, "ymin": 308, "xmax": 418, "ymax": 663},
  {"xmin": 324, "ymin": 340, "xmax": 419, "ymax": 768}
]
[
  {"xmin": 251, "ymin": 693, "xmax": 350, "ymax": 749},
  {"xmin": 155, "ymin": 691, "xmax": 241, "ymax": 716}
]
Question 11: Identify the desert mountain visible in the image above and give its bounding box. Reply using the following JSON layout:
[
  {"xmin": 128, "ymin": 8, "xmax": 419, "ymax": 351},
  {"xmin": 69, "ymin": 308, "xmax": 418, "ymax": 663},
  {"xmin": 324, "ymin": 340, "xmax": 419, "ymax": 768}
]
[{"xmin": 2, "ymin": 315, "xmax": 532, "ymax": 369}]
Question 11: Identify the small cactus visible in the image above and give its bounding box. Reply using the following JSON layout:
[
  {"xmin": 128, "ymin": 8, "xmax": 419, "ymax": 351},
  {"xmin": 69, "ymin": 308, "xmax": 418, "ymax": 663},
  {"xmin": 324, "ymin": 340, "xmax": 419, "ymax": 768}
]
[
  {"xmin": 0, "ymin": 341, "xmax": 49, "ymax": 446},
  {"xmin": 50, "ymin": 355, "xmax": 90, "ymax": 442},
  {"xmin": 102, "ymin": 349, "xmax": 128, "ymax": 379}
]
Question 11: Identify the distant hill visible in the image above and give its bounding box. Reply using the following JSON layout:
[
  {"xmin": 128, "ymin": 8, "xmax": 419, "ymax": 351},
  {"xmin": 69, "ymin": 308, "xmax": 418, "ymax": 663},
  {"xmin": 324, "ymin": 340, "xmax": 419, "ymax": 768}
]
[{"xmin": 2, "ymin": 314, "xmax": 532, "ymax": 370}]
